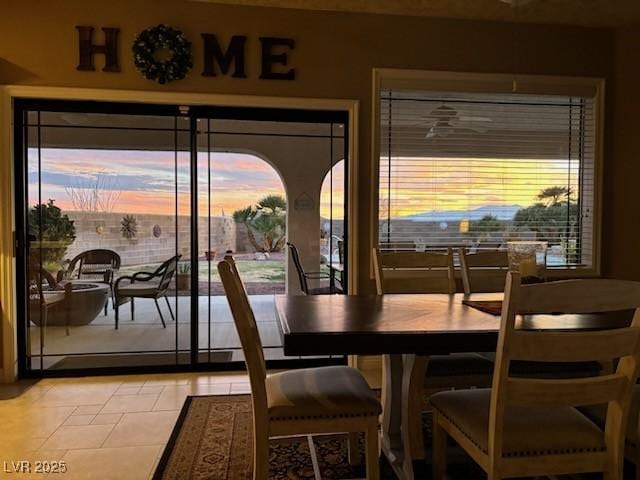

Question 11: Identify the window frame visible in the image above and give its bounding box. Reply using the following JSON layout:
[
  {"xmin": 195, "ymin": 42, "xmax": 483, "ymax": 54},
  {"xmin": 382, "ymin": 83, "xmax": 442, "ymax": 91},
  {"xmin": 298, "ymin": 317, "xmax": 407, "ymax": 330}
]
[{"xmin": 370, "ymin": 69, "xmax": 605, "ymax": 278}]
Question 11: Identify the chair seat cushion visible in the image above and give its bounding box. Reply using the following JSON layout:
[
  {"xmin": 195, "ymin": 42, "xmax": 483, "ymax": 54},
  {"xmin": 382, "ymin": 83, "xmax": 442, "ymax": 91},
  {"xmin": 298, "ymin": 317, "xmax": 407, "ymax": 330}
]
[
  {"xmin": 266, "ymin": 366, "xmax": 381, "ymax": 421},
  {"xmin": 580, "ymin": 384, "xmax": 640, "ymax": 446},
  {"xmin": 431, "ymin": 388, "xmax": 605, "ymax": 457},
  {"xmin": 117, "ymin": 281, "xmax": 161, "ymax": 296}
]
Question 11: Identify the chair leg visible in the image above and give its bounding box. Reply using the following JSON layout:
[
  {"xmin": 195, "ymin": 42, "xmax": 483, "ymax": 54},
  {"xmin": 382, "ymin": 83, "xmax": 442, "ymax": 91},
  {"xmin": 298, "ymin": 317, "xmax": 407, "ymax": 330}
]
[
  {"xmin": 365, "ymin": 423, "xmax": 380, "ymax": 480},
  {"xmin": 604, "ymin": 466, "xmax": 623, "ymax": 480},
  {"xmin": 347, "ymin": 432, "xmax": 361, "ymax": 466},
  {"xmin": 253, "ymin": 431, "xmax": 269, "ymax": 480},
  {"xmin": 131, "ymin": 298, "xmax": 135, "ymax": 321},
  {"xmin": 164, "ymin": 295, "xmax": 175, "ymax": 322},
  {"xmin": 115, "ymin": 304, "xmax": 119, "ymax": 330},
  {"xmin": 432, "ymin": 411, "xmax": 447, "ymax": 480},
  {"xmin": 154, "ymin": 298, "xmax": 166, "ymax": 328}
]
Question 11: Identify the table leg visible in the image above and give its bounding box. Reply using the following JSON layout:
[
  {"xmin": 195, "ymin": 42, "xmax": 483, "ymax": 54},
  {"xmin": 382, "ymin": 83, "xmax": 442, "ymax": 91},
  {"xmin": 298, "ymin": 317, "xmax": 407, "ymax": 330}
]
[
  {"xmin": 381, "ymin": 354, "xmax": 403, "ymax": 459},
  {"xmin": 401, "ymin": 354, "xmax": 429, "ymax": 480}
]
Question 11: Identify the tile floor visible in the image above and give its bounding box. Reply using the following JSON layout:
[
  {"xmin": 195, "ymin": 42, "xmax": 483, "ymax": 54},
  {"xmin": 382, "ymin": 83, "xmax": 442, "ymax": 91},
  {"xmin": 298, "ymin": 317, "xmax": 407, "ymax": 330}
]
[{"xmin": 0, "ymin": 371, "xmax": 252, "ymax": 479}]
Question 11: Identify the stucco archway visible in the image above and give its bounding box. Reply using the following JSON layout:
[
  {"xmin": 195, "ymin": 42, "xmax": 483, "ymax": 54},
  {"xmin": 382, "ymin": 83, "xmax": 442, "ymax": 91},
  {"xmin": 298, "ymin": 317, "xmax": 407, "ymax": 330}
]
[{"xmin": 203, "ymin": 123, "xmax": 344, "ymax": 294}]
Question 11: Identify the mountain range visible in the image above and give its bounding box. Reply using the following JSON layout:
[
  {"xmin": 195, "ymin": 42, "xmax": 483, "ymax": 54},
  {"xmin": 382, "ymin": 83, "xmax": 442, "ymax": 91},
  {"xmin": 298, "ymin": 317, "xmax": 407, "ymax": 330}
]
[{"xmin": 405, "ymin": 204, "xmax": 522, "ymax": 222}]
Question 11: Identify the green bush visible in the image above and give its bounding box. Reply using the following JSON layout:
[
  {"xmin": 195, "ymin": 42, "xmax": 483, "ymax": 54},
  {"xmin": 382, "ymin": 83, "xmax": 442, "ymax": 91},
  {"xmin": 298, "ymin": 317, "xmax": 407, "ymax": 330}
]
[{"xmin": 28, "ymin": 199, "xmax": 76, "ymax": 270}]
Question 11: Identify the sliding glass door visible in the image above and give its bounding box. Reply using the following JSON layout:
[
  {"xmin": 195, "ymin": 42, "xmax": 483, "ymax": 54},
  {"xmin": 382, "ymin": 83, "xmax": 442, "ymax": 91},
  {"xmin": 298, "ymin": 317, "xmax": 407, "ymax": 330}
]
[
  {"xmin": 15, "ymin": 100, "xmax": 348, "ymax": 375},
  {"xmin": 194, "ymin": 111, "xmax": 348, "ymax": 364},
  {"xmin": 16, "ymin": 102, "xmax": 192, "ymax": 372}
]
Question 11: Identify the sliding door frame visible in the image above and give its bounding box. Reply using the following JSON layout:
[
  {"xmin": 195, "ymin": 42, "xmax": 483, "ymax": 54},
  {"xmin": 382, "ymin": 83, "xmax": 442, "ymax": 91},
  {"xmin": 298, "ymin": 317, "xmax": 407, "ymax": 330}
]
[{"xmin": 1, "ymin": 86, "xmax": 359, "ymax": 381}]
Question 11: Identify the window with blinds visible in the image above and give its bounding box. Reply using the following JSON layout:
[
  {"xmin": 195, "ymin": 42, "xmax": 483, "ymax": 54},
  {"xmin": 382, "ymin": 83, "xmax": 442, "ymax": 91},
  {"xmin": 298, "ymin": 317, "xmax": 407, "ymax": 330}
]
[{"xmin": 378, "ymin": 89, "xmax": 597, "ymax": 269}]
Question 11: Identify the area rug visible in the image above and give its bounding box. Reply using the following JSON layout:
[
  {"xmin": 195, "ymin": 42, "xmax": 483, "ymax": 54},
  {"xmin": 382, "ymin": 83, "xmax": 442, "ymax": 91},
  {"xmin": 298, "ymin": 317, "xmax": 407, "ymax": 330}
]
[
  {"xmin": 154, "ymin": 394, "xmax": 614, "ymax": 480},
  {"xmin": 153, "ymin": 394, "xmax": 367, "ymax": 480}
]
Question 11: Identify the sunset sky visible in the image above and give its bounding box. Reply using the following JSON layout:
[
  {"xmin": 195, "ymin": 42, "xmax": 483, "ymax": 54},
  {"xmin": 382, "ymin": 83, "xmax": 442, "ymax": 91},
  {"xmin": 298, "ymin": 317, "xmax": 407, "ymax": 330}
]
[
  {"xmin": 30, "ymin": 149, "xmax": 290, "ymax": 217},
  {"xmin": 380, "ymin": 157, "xmax": 578, "ymax": 218},
  {"xmin": 28, "ymin": 148, "xmax": 573, "ymax": 220}
]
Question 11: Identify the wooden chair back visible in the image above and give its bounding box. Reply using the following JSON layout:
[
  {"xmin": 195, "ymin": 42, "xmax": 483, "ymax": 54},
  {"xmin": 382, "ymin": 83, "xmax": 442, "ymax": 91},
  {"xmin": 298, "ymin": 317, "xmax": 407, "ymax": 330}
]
[
  {"xmin": 459, "ymin": 248, "xmax": 510, "ymax": 294},
  {"xmin": 373, "ymin": 247, "xmax": 456, "ymax": 295},
  {"xmin": 218, "ymin": 256, "xmax": 268, "ymax": 411},
  {"xmin": 490, "ymin": 272, "xmax": 640, "ymax": 469}
]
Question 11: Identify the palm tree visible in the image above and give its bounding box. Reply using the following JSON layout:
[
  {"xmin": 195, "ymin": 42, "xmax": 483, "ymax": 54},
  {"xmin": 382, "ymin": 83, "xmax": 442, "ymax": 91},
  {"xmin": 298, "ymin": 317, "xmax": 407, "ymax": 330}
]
[
  {"xmin": 233, "ymin": 206, "xmax": 263, "ymax": 252},
  {"xmin": 232, "ymin": 195, "xmax": 287, "ymax": 252}
]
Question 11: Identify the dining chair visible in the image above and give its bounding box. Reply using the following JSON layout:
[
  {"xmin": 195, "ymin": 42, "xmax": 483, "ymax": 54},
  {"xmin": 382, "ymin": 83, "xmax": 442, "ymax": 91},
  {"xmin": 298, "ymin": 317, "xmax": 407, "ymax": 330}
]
[
  {"xmin": 287, "ymin": 242, "xmax": 342, "ymax": 294},
  {"xmin": 218, "ymin": 256, "xmax": 381, "ymax": 480},
  {"xmin": 373, "ymin": 247, "xmax": 456, "ymax": 295},
  {"xmin": 431, "ymin": 272, "xmax": 640, "ymax": 480},
  {"xmin": 459, "ymin": 247, "xmax": 604, "ymax": 379},
  {"xmin": 372, "ymin": 247, "xmax": 494, "ymax": 396},
  {"xmin": 459, "ymin": 248, "xmax": 509, "ymax": 295},
  {"xmin": 581, "ymin": 384, "xmax": 640, "ymax": 479},
  {"xmin": 113, "ymin": 254, "xmax": 181, "ymax": 329}
]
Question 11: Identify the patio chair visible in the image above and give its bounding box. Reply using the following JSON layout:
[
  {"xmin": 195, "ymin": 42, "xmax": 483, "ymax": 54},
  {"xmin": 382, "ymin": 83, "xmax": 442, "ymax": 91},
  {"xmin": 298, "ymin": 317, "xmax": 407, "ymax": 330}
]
[
  {"xmin": 113, "ymin": 255, "xmax": 181, "ymax": 329},
  {"xmin": 59, "ymin": 249, "xmax": 121, "ymax": 315},
  {"xmin": 431, "ymin": 273, "xmax": 640, "ymax": 480},
  {"xmin": 287, "ymin": 242, "xmax": 342, "ymax": 295},
  {"xmin": 218, "ymin": 256, "xmax": 381, "ymax": 480},
  {"xmin": 332, "ymin": 235, "xmax": 345, "ymax": 290}
]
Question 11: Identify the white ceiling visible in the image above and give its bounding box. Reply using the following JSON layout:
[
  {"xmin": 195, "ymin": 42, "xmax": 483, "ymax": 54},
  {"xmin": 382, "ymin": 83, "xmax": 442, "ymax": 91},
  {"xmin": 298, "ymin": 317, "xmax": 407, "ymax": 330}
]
[{"xmin": 189, "ymin": 0, "xmax": 640, "ymax": 27}]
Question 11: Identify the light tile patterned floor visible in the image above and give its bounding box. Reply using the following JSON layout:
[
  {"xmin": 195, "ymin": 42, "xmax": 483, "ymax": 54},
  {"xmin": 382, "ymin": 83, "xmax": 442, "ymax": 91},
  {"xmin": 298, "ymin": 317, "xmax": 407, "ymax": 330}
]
[{"xmin": 0, "ymin": 372, "xmax": 250, "ymax": 479}]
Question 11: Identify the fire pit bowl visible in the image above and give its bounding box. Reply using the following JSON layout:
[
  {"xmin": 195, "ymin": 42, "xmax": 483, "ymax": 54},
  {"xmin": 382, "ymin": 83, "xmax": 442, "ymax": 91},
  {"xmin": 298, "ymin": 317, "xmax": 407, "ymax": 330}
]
[{"xmin": 31, "ymin": 281, "xmax": 109, "ymax": 327}]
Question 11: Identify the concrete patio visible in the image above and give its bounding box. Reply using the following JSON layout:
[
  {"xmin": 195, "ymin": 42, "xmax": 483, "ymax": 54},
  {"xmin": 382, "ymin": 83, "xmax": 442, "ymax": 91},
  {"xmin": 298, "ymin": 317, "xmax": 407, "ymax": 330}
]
[{"xmin": 28, "ymin": 295, "xmax": 295, "ymax": 370}]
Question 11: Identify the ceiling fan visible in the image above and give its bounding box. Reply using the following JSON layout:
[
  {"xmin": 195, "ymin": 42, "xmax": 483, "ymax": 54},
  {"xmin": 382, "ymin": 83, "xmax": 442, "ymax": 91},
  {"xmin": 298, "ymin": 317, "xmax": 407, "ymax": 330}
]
[{"xmin": 420, "ymin": 105, "xmax": 492, "ymax": 139}]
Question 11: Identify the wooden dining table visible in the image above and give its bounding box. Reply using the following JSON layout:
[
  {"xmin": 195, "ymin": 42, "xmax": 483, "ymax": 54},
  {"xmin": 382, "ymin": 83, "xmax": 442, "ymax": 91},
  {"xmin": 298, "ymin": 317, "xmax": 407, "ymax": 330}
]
[{"xmin": 274, "ymin": 292, "xmax": 633, "ymax": 480}]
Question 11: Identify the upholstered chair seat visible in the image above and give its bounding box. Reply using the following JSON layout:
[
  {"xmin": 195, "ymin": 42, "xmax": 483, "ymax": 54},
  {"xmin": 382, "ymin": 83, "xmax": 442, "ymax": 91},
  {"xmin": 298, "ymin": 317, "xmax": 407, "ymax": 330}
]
[
  {"xmin": 115, "ymin": 280, "xmax": 162, "ymax": 297},
  {"xmin": 431, "ymin": 388, "xmax": 605, "ymax": 458},
  {"xmin": 431, "ymin": 274, "xmax": 640, "ymax": 480},
  {"xmin": 219, "ymin": 256, "xmax": 381, "ymax": 480},
  {"xmin": 266, "ymin": 366, "xmax": 382, "ymax": 421}
]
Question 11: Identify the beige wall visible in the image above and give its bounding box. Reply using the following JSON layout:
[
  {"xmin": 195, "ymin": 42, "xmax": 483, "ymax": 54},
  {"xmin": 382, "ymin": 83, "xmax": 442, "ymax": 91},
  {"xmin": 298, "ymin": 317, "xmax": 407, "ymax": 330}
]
[
  {"xmin": 0, "ymin": 0, "xmax": 621, "ymax": 376},
  {"xmin": 603, "ymin": 24, "xmax": 640, "ymax": 279}
]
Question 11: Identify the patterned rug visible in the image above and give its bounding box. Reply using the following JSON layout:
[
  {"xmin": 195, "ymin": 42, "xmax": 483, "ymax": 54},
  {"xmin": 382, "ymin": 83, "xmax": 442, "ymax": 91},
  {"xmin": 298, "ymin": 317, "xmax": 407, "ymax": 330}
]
[
  {"xmin": 154, "ymin": 394, "xmax": 626, "ymax": 480},
  {"xmin": 153, "ymin": 394, "xmax": 368, "ymax": 480}
]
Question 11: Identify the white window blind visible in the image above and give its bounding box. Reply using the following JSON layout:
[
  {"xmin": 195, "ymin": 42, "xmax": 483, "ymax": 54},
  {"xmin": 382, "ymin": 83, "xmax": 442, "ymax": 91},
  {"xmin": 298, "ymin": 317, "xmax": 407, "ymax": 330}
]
[{"xmin": 378, "ymin": 89, "xmax": 596, "ymax": 269}]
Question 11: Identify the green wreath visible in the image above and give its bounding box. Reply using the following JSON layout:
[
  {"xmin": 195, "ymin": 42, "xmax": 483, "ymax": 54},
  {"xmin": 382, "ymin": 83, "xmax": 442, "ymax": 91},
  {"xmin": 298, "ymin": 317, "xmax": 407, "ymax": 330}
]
[{"xmin": 133, "ymin": 24, "xmax": 193, "ymax": 84}]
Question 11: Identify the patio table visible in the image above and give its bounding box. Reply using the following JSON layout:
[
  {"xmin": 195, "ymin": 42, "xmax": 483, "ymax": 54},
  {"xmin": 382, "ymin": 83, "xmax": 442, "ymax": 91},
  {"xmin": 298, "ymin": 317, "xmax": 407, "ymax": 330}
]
[{"xmin": 274, "ymin": 292, "xmax": 633, "ymax": 480}]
